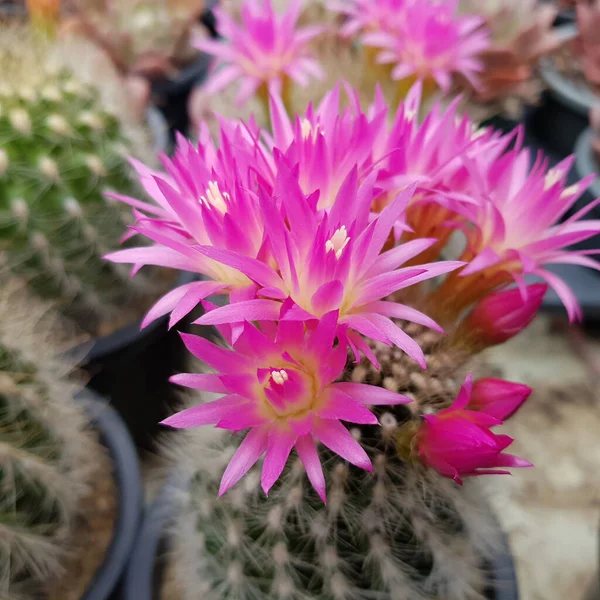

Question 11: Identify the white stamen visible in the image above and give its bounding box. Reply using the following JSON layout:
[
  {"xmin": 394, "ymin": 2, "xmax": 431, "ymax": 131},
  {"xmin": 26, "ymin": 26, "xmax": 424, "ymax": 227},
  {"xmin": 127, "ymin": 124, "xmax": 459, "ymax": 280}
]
[
  {"xmin": 472, "ymin": 125, "xmax": 487, "ymax": 140},
  {"xmin": 200, "ymin": 180, "xmax": 230, "ymax": 213},
  {"xmin": 561, "ymin": 184, "xmax": 579, "ymax": 198},
  {"xmin": 325, "ymin": 226, "xmax": 350, "ymax": 259},
  {"xmin": 545, "ymin": 168, "xmax": 561, "ymax": 190},
  {"xmin": 300, "ymin": 118, "xmax": 314, "ymax": 140},
  {"xmin": 271, "ymin": 369, "xmax": 289, "ymax": 386},
  {"xmin": 404, "ymin": 106, "xmax": 417, "ymax": 122}
]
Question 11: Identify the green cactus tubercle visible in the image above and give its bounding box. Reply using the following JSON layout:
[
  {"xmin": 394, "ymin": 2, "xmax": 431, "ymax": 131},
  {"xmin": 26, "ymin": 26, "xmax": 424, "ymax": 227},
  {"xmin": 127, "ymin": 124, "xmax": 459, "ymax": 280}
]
[{"xmin": 0, "ymin": 68, "xmax": 147, "ymax": 334}]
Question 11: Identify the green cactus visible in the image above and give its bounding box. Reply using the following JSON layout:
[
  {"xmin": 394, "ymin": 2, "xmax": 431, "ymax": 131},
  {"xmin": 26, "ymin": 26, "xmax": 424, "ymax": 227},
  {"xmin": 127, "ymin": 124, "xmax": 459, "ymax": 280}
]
[
  {"xmin": 0, "ymin": 282, "xmax": 103, "ymax": 599},
  {"xmin": 0, "ymin": 29, "xmax": 156, "ymax": 335},
  {"xmin": 169, "ymin": 327, "xmax": 501, "ymax": 600}
]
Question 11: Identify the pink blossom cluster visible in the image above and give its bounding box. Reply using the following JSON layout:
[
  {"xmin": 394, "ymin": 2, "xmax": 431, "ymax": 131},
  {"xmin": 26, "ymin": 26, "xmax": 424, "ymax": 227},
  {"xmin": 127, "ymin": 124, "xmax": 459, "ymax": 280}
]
[
  {"xmin": 328, "ymin": 0, "xmax": 490, "ymax": 93},
  {"xmin": 106, "ymin": 84, "xmax": 599, "ymax": 500},
  {"xmin": 196, "ymin": 0, "xmax": 324, "ymax": 107}
]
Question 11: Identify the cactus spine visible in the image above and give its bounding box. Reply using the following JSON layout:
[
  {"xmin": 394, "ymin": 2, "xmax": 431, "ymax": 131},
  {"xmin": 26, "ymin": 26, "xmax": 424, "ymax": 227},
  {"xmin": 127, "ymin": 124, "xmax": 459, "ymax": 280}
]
[
  {"xmin": 169, "ymin": 326, "xmax": 500, "ymax": 600},
  {"xmin": 0, "ymin": 27, "xmax": 155, "ymax": 335},
  {"xmin": 0, "ymin": 282, "xmax": 103, "ymax": 599}
]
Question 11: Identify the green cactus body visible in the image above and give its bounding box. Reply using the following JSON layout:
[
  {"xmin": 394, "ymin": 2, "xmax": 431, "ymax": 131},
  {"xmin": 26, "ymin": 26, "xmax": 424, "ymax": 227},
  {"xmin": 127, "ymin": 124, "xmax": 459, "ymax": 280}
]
[
  {"xmin": 0, "ymin": 64, "xmax": 151, "ymax": 335},
  {"xmin": 170, "ymin": 327, "xmax": 500, "ymax": 600},
  {"xmin": 0, "ymin": 284, "xmax": 101, "ymax": 599}
]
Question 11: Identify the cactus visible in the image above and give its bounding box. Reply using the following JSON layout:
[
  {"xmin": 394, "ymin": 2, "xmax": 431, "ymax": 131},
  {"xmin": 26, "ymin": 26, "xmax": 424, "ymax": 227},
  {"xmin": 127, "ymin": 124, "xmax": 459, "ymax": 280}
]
[
  {"xmin": 61, "ymin": 0, "xmax": 207, "ymax": 86},
  {"xmin": 168, "ymin": 326, "xmax": 502, "ymax": 600},
  {"xmin": 0, "ymin": 27, "xmax": 157, "ymax": 335},
  {"xmin": 458, "ymin": 0, "xmax": 561, "ymax": 113},
  {"xmin": 572, "ymin": 0, "xmax": 600, "ymax": 87},
  {"xmin": 0, "ymin": 281, "xmax": 103, "ymax": 599}
]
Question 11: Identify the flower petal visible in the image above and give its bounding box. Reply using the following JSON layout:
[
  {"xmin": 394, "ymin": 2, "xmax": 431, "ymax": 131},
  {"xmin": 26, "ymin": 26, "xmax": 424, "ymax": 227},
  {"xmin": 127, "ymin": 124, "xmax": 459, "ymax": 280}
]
[
  {"xmin": 218, "ymin": 426, "xmax": 269, "ymax": 496},
  {"xmin": 317, "ymin": 388, "xmax": 379, "ymax": 425},
  {"xmin": 295, "ymin": 435, "xmax": 326, "ymax": 502},
  {"xmin": 312, "ymin": 418, "xmax": 373, "ymax": 472},
  {"xmin": 161, "ymin": 394, "xmax": 245, "ymax": 428},
  {"xmin": 261, "ymin": 427, "xmax": 298, "ymax": 495},
  {"xmin": 333, "ymin": 382, "xmax": 412, "ymax": 406}
]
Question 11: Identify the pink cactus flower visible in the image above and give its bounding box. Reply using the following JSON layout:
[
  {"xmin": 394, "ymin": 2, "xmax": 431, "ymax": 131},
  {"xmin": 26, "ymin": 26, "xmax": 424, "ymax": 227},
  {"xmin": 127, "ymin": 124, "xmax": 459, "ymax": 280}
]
[
  {"xmin": 268, "ymin": 82, "xmax": 506, "ymax": 219},
  {"xmin": 267, "ymin": 85, "xmax": 388, "ymax": 211},
  {"xmin": 104, "ymin": 127, "xmax": 274, "ymax": 329},
  {"xmin": 470, "ymin": 377, "xmax": 532, "ymax": 421},
  {"xmin": 195, "ymin": 0, "xmax": 324, "ymax": 107},
  {"xmin": 358, "ymin": 0, "xmax": 490, "ymax": 92},
  {"xmin": 464, "ymin": 283, "xmax": 548, "ymax": 347},
  {"xmin": 327, "ymin": 0, "xmax": 407, "ymax": 37},
  {"xmin": 442, "ymin": 149, "xmax": 600, "ymax": 320},
  {"xmin": 194, "ymin": 160, "xmax": 464, "ymax": 368},
  {"xmin": 162, "ymin": 311, "xmax": 411, "ymax": 501},
  {"xmin": 416, "ymin": 374, "xmax": 532, "ymax": 483}
]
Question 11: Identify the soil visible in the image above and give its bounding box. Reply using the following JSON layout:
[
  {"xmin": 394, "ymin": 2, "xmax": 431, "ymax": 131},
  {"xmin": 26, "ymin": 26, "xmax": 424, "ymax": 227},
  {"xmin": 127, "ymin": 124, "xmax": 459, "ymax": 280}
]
[
  {"xmin": 160, "ymin": 556, "xmax": 183, "ymax": 600},
  {"xmin": 46, "ymin": 447, "xmax": 117, "ymax": 600}
]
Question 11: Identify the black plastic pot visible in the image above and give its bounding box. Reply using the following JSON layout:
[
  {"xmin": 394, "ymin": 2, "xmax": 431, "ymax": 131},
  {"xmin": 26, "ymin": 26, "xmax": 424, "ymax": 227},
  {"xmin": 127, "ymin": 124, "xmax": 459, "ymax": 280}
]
[
  {"xmin": 150, "ymin": 53, "xmax": 213, "ymax": 147},
  {"xmin": 78, "ymin": 391, "xmax": 143, "ymax": 600},
  {"xmin": 554, "ymin": 8, "xmax": 576, "ymax": 28},
  {"xmin": 533, "ymin": 24, "xmax": 595, "ymax": 159},
  {"xmin": 124, "ymin": 479, "xmax": 519, "ymax": 600},
  {"xmin": 75, "ymin": 273, "xmax": 196, "ymax": 451}
]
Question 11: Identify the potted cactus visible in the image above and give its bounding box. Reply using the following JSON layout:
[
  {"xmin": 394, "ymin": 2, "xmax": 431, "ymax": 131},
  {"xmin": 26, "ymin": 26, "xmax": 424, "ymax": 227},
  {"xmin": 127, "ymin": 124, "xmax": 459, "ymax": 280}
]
[
  {"xmin": 457, "ymin": 0, "xmax": 562, "ymax": 128},
  {"xmin": 535, "ymin": 0, "xmax": 600, "ymax": 156},
  {"xmin": 189, "ymin": 0, "xmax": 562, "ymax": 132},
  {"xmin": 0, "ymin": 26, "xmax": 193, "ymax": 448},
  {"xmin": 0, "ymin": 279, "xmax": 142, "ymax": 600},
  {"xmin": 60, "ymin": 0, "xmax": 217, "ymax": 139},
  {"xmin": 108, "ymin": 75, "xmax": 600, "ymax": 598}
]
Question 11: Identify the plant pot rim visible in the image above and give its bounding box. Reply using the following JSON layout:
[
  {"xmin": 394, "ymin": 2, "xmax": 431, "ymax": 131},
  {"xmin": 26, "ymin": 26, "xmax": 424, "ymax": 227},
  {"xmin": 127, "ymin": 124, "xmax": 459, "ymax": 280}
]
[
  {"xmin": 575, "ymin": 128, "xmax": 600, "ymax": 202},
  {"xmin": 124, "ymin": 476, "xmax": 520, "ymax": 600},
  {"xmin": 73, "ymin": 270, "xmax": 195, "ymax": 363},
  {"xmin": 78, "ymin": 391, "xmax": 143, "ymax": 600},
  {"xmin": 539, "ymin": 23, "xmax": 599, "ymax": 118},
  {"xmin": 147, "ymin": 105, "xmax": 170, "ymax": 156},
  {"xmin": 150, "ymin": 52, "xmax": 213, "ymax": 96}
]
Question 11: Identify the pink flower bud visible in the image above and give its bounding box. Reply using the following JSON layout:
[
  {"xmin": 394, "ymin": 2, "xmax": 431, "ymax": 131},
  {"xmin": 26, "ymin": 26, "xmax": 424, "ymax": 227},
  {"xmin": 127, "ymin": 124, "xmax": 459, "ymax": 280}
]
[
  {"xmin": 465, "ymin": 283, "xmax": 548, "ymax": 346},
  {"xmin": 416, "ymin": 374, "xmax": 532, "ymax": 484},
  {"xmin": 469, "ymin": 377, "xmax": 532, "ymax": 421}
]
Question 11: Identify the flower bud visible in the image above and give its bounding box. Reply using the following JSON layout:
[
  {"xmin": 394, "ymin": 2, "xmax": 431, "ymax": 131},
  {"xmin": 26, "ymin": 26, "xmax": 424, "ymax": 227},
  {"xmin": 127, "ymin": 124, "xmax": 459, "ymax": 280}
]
[
  {"xmin": 469, "ymin": 377, "xmax": 532, "ymax": 421},
  {"xmin": 415, "ymin": 374, "xmax": 532, "ymax": 483},
  {"xmin": 464, "ymin": 283, "xmax": 547, "ymax": 347}
]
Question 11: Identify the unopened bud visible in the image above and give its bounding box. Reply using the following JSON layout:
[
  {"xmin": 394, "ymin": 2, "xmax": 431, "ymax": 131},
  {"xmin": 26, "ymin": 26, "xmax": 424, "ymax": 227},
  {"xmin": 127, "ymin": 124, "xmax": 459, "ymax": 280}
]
[
  {"xmin": 464, "ymin": 283, "xmax": 547, "ymax": 348},
  {"xmin": 469, "ymin": 377, "xmax": 532, "ymax": 421}
]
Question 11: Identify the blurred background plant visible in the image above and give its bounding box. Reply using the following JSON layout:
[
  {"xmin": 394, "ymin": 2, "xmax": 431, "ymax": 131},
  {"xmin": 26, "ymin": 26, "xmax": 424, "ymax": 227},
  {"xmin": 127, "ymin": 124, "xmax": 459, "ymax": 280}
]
[
  {"xmin": 0, "ymin": 279, "xmax": 109, "ymax": 600},
  {"xmin": 60, "ymin": 0, "xmax": 209, "ymax": 119},
  {"xmin": 0, "ymin": 24, "xmax": 168, "ymax": 338},
  {"xmin": 458, "ymin": 0, "xmax": 562, "ymax": 121}
]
